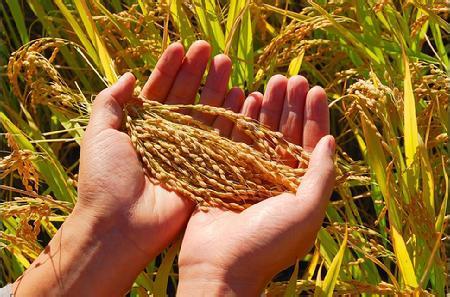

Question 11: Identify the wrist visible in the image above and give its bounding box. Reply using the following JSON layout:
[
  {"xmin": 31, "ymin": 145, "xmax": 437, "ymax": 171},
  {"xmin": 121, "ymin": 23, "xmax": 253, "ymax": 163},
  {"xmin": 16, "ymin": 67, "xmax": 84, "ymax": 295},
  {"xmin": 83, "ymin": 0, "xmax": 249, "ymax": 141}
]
[
  {"xmin": 177, "ymin": 278, "xmax": 264, "ymax": 296},
  {"xmin": 13, "ymin": 209, "xmax": 151, "ymax": 296},
  {"xmin": 177, "ymin": 264, "xmax": 266, "ymax": 296}
]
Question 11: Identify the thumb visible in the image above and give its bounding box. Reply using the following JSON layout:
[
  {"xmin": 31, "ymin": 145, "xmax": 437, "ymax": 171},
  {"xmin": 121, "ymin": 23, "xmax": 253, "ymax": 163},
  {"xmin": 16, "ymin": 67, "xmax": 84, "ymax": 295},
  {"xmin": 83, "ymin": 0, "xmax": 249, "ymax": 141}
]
[
  {"xmin": 296, "ymin": 135, "xmax": 336, "ymax": 222},
  {"xmin": 86, "ymin": 73, "xmax": 136, "ymax": 136}
]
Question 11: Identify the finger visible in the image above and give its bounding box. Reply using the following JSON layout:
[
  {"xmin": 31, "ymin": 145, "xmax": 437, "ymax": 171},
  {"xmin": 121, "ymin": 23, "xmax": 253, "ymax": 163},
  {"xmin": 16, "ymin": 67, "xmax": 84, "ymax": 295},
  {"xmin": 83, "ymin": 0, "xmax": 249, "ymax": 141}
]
[
  {"xmin": 231, "ymin": 92, "xmax": 263, "ymax": 143},
  {"xmin": 140, "ymin": 42, "xmax": 185, "ymax": 102},
  {"xmin": 192, "ymin": 54, "xmax": 232, "ymax": 125},
  {"xmin": 294, "ymin": 135, "xmax": 336, "ymax": 234},
  {"xmin": 279, "ymin": 76, "xmax": 308, "ymax": 145},
  {"xmin": 87, "ymin": 73, "xmax": 136, "ymax": 136},
  {"xmin": 277, "ymin": 76, "xmax": 308, "ymax": 167},
  {"xmin": 212, "ymin": 87, "xmax": 245, "ymax": 137},
  {"xmin": 302, "ymin": 86, "xmax": 329, "ymax": 152},
  {"xmin": 165, "ymin": 40, "xmax": 212, "ymax": 105},
  {"xmin": 259, "ymin": 75, "xmax": 288, "ymax": 131}
]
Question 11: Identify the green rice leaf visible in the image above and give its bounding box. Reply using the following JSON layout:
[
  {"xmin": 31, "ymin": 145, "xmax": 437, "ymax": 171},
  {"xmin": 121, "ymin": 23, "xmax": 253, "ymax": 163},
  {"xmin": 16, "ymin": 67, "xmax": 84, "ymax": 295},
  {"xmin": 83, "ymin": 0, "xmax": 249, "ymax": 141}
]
[
  {"xmin": 225, "ymin": 0, "xmax": 253, "ymax": 86},
  {"xmin": 169, "ymin": 0, "xmax": 196, "ymax": 47},
  {"xmin": 192, "ymin": 0, "xmax": 225, "ymax": 54},
  {"xmin": 5, "ymin": 0, "xmax": 29, "ymax": 44}
]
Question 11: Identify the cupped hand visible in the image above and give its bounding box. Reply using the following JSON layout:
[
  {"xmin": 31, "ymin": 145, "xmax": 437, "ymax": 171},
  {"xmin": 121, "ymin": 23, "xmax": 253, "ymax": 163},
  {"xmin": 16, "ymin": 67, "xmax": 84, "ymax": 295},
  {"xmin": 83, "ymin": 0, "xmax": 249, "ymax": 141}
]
[{"xmin": 177, "ymin": 75, "xmax": 336, "ymax": 295}]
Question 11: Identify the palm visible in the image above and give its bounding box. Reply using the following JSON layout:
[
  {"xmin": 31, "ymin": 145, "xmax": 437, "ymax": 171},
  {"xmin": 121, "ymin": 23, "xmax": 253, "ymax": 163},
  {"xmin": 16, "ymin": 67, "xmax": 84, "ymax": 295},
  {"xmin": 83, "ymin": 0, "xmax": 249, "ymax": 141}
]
[
  {"xmin": 79, "ymin": 127, "xmax": 189, "ymax": 252},
  {"xmin": 180, "ymin": 194, "xmax": 301, "ymax": 278},
  {"xmin": 83, "ymin": 127, "xmax": 187, "ymax": 211}
]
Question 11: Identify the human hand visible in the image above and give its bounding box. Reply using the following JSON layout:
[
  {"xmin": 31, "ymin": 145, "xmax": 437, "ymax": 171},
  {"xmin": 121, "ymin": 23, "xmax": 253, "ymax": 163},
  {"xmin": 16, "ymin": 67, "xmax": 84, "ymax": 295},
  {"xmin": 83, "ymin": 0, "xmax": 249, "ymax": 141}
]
[
  {"xmin": 13, "ymin": 40, "xmax": 238, "ymax": 296},
  {"xmin": 177, "ymin": 75, "xmax": 336, "ymax": 295}
]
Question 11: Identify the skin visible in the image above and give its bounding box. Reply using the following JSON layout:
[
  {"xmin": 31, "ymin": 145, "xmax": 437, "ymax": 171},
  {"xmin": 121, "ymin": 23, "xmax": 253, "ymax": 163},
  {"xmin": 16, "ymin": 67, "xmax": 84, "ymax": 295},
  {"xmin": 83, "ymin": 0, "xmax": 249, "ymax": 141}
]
[{"xmin": 12, "ymin": 41, "xmax": 335, "ymax": 296}]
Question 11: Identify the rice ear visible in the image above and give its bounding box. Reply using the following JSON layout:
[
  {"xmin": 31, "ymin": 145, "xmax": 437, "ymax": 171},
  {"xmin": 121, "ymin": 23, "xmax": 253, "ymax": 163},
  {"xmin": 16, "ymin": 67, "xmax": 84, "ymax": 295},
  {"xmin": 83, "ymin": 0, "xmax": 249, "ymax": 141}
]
[{"xmin": 125, "ymin": 98, "xmax": 318, "ymax": 211}]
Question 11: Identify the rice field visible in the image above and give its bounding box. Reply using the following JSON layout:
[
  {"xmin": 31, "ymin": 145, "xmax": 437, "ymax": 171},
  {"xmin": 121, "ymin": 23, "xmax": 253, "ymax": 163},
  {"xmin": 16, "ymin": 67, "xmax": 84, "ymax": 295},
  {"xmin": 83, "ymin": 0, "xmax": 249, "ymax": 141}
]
[{"xmin": 0, "ymin": 0, "xmax": 448, "ymax": 295}]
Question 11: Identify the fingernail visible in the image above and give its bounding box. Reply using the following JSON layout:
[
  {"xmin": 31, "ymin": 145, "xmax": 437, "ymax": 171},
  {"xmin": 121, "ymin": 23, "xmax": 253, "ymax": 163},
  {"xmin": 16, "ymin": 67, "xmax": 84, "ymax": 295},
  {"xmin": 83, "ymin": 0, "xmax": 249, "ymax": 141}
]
[
  {"xmin": 305, "ymin": 86, "xmax": 326, "ymax": 119},
  {"xmin": 117, "ymin": 74, "xmax": 127, "ymax": 84},
  {"xmin": 118, "ymin": 72, "xmax": 134, "ymax": 83},
  {"xmin": 325, "ymin": 135, "xmax": 336, "ymax": 155}
]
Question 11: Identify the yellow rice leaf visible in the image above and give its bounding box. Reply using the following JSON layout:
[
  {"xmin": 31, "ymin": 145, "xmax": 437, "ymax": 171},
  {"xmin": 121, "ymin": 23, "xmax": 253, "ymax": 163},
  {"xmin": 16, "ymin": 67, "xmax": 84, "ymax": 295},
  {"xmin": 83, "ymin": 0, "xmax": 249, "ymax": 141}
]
[
  {"xmin": 435, "ymin": 157, "xmax": 448, "ymax": 232},
  {"xmin": 53, "ymin": 0, "xmax": 100, "ymax": 67},
  {"xmin": 47, "ymin": 216, "xmax": 67, "ymax": 222},
  {"xmin": 74, "ymin": 0, "xmax": 118, "ymax": 84},
  {"xmin": 262, "ymin": 19, "xmax": 277, "ymax": 36},
  {"xmin": 11, "ymin": 248, "xmax": 31, "ymax": 268},
  {"xmin": 283, "ymin": 260, "xmax": 299, "ymax": 297},
  {"xmin": 73, "ymin": 0, "xmax": 94, "ymax": 41},
  {"xmin": 137, "ymin": 0, "xmax": 147, "ymax": 15},
  {"xmin": 225, "ymin": 0, "xmax": 241, "ymax": 37},
  {"xmin": 304, "ymin": 248, "xmax": 320, "ymax": 280},
  {"xmin": 313, "ymin": 263, "xmax": 323, "ymax": 297},
  {"xmin": 319, "ymin": 227, "xmax": 348, "ymax": 297},
  {"xmin": 360, "ymin": 118, "xmax": 402, "ymax": 227},
  {"xmin": 41, "ymin": 220, "xmax": 58, "ymax": 237},
  {"xmin": 94, "ymin": 34, "xmax": 118, "ymax": 84},
  {"xmin": 418, "ymin": 135, "xmax": 435, "ymax": 214},
  {"xmin": 154, "ymin": 238, "xmax": 181, "ymax": 297},
  {"xmin": 262, "ymin": 3, "xmax": 308, "ymax": 21},
  {"xmin": 402, "ymin": 50, "xmax": 419, "ymax": 168},
  {"xmin": 288, "ymin": 49, "xmax": 305, "ymax": 77},
  {"xmin": 391, "ymin": 225, "xmax": 419, "ymax": 288}
]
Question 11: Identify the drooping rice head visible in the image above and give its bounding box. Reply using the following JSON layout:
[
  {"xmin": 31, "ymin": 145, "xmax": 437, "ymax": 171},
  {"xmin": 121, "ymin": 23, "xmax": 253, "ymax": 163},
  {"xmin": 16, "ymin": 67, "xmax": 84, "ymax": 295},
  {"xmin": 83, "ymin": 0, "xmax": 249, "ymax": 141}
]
[{"xmin": 126, "ymin": 99, "xmax": 334, "ymax": 211}]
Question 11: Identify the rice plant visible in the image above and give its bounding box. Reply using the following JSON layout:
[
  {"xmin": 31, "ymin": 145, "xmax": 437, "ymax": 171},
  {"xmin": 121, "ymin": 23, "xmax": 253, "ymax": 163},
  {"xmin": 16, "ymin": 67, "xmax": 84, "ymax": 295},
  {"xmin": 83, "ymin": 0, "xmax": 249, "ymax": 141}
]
[{"xmin": 0, "ymin": 0, "xmax": 448, "ymax": 295}]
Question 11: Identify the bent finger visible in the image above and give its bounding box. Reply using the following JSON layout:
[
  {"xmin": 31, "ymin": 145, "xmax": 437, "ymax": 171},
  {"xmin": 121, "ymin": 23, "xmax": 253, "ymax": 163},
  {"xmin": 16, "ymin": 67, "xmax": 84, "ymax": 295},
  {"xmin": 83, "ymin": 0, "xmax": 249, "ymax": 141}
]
[{"xmin": 87, "ymin": 73, "xmax": 136, "ymax": 136}]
